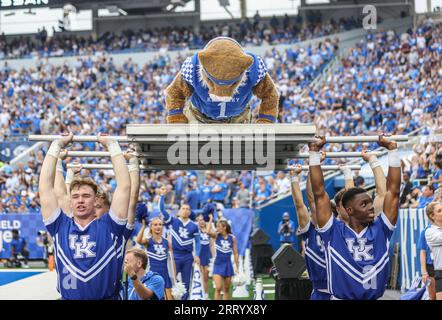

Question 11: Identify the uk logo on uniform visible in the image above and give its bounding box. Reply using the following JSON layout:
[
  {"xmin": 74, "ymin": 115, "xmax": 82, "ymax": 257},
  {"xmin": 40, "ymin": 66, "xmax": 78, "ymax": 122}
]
[
  {"xmin": 345, "ymin": 238, "xmax": 374, "ymax": 261},
  {"xmin": 221, "ymin": 240, "xmax": 231, "ymax": 250},
  {"xmin": 154, "ymin": 244, "xmax": 166, "ymax": 255},
  {"xmin": 179, "ymin": 227, "xmax": 189, "ymax": 239},
  {"xmin": 200, "ymin": 233, "xmax": 209, "ymax": 241},
  {"xmin": 69, "ymin": 235, "xmax": 97, "ymax": 259}
]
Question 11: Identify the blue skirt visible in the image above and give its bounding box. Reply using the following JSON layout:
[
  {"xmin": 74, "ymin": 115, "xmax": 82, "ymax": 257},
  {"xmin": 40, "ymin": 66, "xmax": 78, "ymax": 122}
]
[
  {"xmin": 150, "ymin": 265, "xmax": 172, "ymax": 289},
  {"xmin": 199, "ymin": 246, "xmax": 211, "ymax": 267},
  {"xmin": 213, "ymin": 259, "xmax": 234, "ymax": 277}
]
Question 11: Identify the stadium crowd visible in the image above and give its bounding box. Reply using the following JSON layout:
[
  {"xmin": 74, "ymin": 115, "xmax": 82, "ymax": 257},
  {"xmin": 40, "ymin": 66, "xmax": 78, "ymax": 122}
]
[
  {"xmin": 0, "ymin": 19, "xmax": 441, "ymax": 214},
  {"xmin": 0, "ymin": 14, "xmax": 359, "ymax": 60}
]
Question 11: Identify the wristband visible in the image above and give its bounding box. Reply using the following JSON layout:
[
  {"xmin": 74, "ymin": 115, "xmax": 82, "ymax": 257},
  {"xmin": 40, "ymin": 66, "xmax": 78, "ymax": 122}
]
[
  {"xmin": 128, "ymin": 157, "xmax": 140, "ymax": 172},
  {"xmin": 388, "ymin": 149, "xmax": 401, "ymax": 167},
  {"xmin": 66, "ymin": 169, "xmax": 74, "ymax": 184},
  {"xmin": 342, "ymin": 167, "xmax": 354, "ymax": 180},
  {"xmin": 47, "ymin": 141, "xmax": 62, "ymax": 158},
  {"xmin": 291, "ymin": 175, "xmax": 299, "ymax": 183},
  {"xmin": 108, "ymin": 140, "xmax": 122, "ymax": 158},
  {"xmin": 56, "ymin": 159, "xmax": 63, "ymax": 172},
  {"xmin": 309, "ymin": 151, "xmax": 321, "ymax": 166},
  {"xmin": 369, "ymin": 157, "xmax": 381, "ymax": 169}
]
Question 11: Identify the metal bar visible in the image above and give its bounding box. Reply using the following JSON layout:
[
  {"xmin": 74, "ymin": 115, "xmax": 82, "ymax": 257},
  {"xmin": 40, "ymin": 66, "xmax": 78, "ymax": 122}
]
[
  {"xmin": 65, "ymin": 151, "xmax": 381, "ymax": 159},
  {"xmin": 28, "ymin": 135, "xmax": 130, "ymax": 142},
  {"xmin": 67, "ymin": 151, "xmax": 111, "ymax": 157},
  {"xmin": 68, "ymin": 163, "xmax": 361, "ymax": 171},
  {"xmin": 292, "ymin": 165, "xmax": 362, "ymax": 171},
  {"xmin": 324, "ymin": 135, "xmax": 408, "ymax": 143}
]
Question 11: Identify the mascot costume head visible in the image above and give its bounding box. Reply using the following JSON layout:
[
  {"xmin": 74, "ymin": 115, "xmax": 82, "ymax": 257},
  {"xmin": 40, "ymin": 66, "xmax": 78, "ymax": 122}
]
[{"xmin": 165, "ymin": 37, "xmax": 279, "ymax": 124}]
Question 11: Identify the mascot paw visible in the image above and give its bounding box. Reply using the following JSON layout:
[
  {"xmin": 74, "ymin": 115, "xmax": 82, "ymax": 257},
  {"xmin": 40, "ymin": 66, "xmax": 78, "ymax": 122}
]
[{"xmin": 167, "ymin": 114, "xmax": 189, "ymax": 124}]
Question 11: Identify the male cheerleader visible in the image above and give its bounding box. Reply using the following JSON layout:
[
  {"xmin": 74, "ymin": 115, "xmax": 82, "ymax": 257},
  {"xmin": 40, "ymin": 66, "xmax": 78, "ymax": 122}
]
[
  {"xmin": 54, "ymin": 148, "xmax": 140, "ymax": 298},
  {"xmin": 289, "ymin": 165, "xmax": 330, "ymax": 300},
  {"xmin": 159, "ymin": 186, "xmax": 201, "ymax": 300},
  {"xmin": 308, "ymin": 134, "xmax": 400, "ymax": 300},
  {"xmin": 39, "ymin": 132, "xmax": 131, "ymax": 300}
]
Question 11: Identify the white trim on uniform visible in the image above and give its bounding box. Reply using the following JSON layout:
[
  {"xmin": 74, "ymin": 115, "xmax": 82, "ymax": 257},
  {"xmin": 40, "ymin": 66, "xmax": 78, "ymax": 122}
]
[
  {"xmin": 317, "ymin": 215, "xmax": 334, "ymax": 233},
  {"xmin": 44, "ymin": 207, "xmax": 61, "ymax": 226},
  {"xmin": 305, "ymin": 246, "xmax": 326, "ymax": 269},
  {"xmin": 297, "ymin": 219, "xmax": 311, "ymax": 236},
  {"xmin": 169, "ymin": 229, "xmax": 194, "ymax": 246},
  {"xmin": 380, "ymin": 212, "xmax": 396, "ymax": 231},
  {"xmin": 126, "ymin": 223, "xmax": 135, "ymax": 230},
  {"xmin": 109, "ymin": 209, "xmax": 128, "ymax": 226}
]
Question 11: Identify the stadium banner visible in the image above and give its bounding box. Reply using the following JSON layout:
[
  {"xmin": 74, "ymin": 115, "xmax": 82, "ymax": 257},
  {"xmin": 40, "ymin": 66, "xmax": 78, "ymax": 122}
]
[
  {"xmin": 0, "ymin": 213, "xmax": 46, "ymax": 259},
  {"xmin": 398, "ymin": 208, "xmax": 428, "ymax": 291},
  {"xmin": 222, "ymin": 208, "xmax": 254, "ymax": 256},
  {"xmin": 0, "ymin": 141, "xmax": 34, "ymax": 163}
]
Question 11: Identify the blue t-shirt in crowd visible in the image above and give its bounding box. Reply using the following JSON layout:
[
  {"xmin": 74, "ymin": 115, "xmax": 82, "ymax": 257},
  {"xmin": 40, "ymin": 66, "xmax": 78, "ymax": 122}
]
[
  {"xmin": 211, "ymin": 182, "xmax": 228, "ymax": 202},
  {"xmin": 185, "ymin": 189, "xmax": 200, "ymax": 210},
  {"xmin": 433, "ymin": 169, "xmax": 442, "ymax": 189},
  {"xmin": 199, "ymin": 185, "xmax": 212, "ymax": 204},
  {"xmin": 417, "ymin": 195, "xmax": 434, "ymax": 209}
]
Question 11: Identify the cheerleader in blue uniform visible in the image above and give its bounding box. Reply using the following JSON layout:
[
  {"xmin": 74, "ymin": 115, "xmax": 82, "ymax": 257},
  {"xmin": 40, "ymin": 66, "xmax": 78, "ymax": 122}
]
[
  {"xmin": 196, "ymin": 213, "xmax": 212, "ymax": 299},
  {"xmin": 136, "ymin": 217, "xmax": 176, "ymax": 300},
  {"xmin": 206, "ymin": 214, "xmax": 239, "ymax": 300}
]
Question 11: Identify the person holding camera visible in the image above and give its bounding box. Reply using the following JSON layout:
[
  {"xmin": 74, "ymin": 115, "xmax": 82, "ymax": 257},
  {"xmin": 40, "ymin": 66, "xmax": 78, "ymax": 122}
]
[{"xmin": 278, "ymin": 212, "xmax": 295, "ymax": 246}]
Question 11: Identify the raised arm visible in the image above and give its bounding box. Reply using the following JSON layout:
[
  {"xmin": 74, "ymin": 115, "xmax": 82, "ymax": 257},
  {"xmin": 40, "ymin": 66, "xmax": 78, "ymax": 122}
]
[
  {"xmin": 38, "ymin": 133, "xmax": 73, "ymax": 220},
  {"xmin": 135, "ymin": 220, "xmax": 149, "ymax": 247},
  {"xmin": 288, "ymin": 165, "xmax": 310, "ymax": 230},
  {"xmin": 98, "ymin": 134, "xmax": 131, "ymax": 220},
  {"xmin": 308, "ymin": 136, "xmax": 333, "ymax": 228},
  {"xmin": 125, "ymin": 150, "xmax": 140, "ymax": 226},
  {"xmin": 379, "ymin": 135, "xmax": 401, "ymax": 225},
  {"xmin": 54, "ymin": 151, "xmax": 71, "ymax": 214},
  {"xmin": 340, "ymin": 165, "xmax": 355, "ymax": 189},
  {"xmin": 306, "ymin": 172, "xmax": 318, "ymax": 226},
  {"xmin": 362, "ymin": 150, "xmax": 387, "ymax": 215},
  {"xmin": 158, "ymin": 186, "xmax": 171, "ymax": 223},
  {"xmin": 205, "ymin": 214, "xmax": 217, "ymax": 238}
]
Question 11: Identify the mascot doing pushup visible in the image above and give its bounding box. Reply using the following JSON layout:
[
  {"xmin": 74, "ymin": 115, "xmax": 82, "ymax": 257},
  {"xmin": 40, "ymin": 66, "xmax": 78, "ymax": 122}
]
[{"xmin": 165, "ymin": 36, "xmax": 279, "ymax": 124}]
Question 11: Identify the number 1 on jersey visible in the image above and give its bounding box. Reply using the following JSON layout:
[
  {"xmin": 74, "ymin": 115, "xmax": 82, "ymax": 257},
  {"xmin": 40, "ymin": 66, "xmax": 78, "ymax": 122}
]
[{"xmin": 218, "ymin": 102, "xmax": 227, "ymax": 118}]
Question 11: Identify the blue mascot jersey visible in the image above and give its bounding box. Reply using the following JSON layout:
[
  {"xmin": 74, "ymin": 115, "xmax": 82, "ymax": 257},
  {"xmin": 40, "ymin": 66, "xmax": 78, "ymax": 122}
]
[
  {"xmin": 317, "ymin": 213, "xmax": 396, "ymax": 300},
  {"xmin": 180, "ymin": 52, "xmax": 268, "ymax": 119},
  {"xmin": 44, "ymin": 208, "xmax": 127, "ymax": 300}
]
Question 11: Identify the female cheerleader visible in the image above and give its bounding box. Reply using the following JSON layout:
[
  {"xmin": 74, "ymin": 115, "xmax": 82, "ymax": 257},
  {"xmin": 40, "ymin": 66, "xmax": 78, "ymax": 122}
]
[
  {"xmin": 196, "ymin": 213, "xmax": 211, "ymax": 299},
  {"xmin": 136, "ymin": 217, "xmax": 176, "ymax": 300},
  {"xmin": 205, "ymin": 214, "xmax": 239, "ymax": 300}
]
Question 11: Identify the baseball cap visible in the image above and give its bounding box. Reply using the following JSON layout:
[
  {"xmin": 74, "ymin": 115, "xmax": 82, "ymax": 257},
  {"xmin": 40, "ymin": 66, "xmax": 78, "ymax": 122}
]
[{"xmin": 282, "ymin": 212, "xmax": 289, "ymax": 218}]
